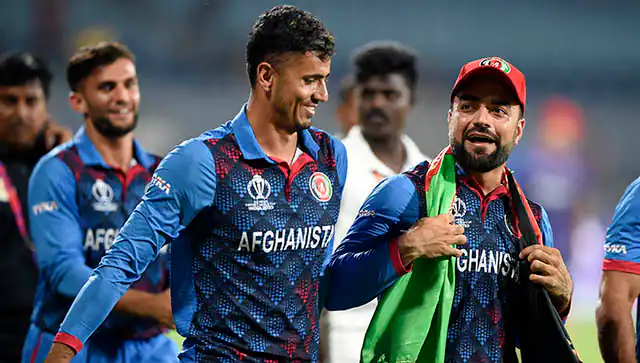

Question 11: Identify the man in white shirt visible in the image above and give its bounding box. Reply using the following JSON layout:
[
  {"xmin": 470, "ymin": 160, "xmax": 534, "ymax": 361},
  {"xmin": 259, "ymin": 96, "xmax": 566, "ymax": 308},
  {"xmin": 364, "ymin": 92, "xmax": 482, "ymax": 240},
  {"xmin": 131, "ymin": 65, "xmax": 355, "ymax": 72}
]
[{"xmin": 325, "ymin": 41, "xmax": 428, "ymax": 363}]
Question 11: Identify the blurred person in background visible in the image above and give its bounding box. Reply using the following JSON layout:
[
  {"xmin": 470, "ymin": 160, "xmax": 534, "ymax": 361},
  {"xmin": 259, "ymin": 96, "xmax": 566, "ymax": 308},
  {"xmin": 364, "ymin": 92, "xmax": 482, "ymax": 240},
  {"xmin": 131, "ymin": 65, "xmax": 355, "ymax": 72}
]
[
  {"xmin": 324, "ymin": 41, "xmax": 427, "ymax": 363},
  {"xmin": 596, "ymin": 176, "xmax": 640, "ymax": 362},
  {"xmin": 334, "ymin": 74, "xmax": 358, "ymax": 138},
  {"xmin": 24, "ymin": 42, "xmax": 177, "ymax": 362},
  {"xmin": 511, "ymin": 96, "xmax": 588, "ymax": 264},
  {"xmin": 0, "ymin": 51, "xmax": 72, "ymax": 362},
  {"xmin": 46, "ymin": 6, "xmax": 346, "ymax": 362}
]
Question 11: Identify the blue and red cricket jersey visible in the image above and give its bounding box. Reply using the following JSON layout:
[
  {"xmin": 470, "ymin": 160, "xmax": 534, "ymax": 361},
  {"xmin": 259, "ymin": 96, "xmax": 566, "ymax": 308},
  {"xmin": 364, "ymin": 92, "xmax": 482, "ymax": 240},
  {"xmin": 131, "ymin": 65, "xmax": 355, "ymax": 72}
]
[
  {"xmin": 325, "ymin": 161, "xmax": 557, "ymax": 363},
  {"xmin": 54, "ymin": 106, "xmax": 348, "ymax": 362},
  {"xmin": 602, "ymin": 176, "xmax": 640, "ymax": 360},
  {"xmin": 27, "ymin": 127, "xmax": 170, "ymax": 345}
]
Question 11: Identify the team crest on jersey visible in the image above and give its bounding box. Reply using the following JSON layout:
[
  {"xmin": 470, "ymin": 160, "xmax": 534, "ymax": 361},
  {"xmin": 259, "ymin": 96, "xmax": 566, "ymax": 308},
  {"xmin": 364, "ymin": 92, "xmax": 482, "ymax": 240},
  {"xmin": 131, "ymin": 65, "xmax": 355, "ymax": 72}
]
[
  {"xmin": 309, "ymin": 172, "xmax": 332, "ymax": 202},
  {"xmin": 92, "ymin": 179, "xmax": 118, "ymax": 212},
  {"xmin": 246, "ymin": 174, "xmax": 275, "ymax": 211},
  {"xmin": 479, "ymin": 57, "xmax": 511, "ymax": 74}
]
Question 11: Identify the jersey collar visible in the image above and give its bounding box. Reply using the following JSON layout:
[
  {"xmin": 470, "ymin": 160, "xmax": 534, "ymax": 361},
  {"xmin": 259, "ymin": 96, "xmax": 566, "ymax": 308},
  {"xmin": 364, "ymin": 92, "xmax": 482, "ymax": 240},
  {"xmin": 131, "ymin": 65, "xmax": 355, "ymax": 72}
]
[
  {"xmin": 230, "ymin": 104, "xmax": 320, "ymax": 162},
  {"xmin": 74, "ymin": 126, "xmax": 156, "ymax": 170},
  {"xmin": 456, "ymin": 162, "xmax": 510, "ymax": 200}
]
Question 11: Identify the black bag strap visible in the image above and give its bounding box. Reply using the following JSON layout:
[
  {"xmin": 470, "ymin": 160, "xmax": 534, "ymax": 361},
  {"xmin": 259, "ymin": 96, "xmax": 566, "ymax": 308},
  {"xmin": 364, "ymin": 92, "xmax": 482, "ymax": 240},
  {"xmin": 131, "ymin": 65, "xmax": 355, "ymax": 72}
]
[{"xmin": 506, "ymin": 171, "xmax": 582, "ymax": 363}]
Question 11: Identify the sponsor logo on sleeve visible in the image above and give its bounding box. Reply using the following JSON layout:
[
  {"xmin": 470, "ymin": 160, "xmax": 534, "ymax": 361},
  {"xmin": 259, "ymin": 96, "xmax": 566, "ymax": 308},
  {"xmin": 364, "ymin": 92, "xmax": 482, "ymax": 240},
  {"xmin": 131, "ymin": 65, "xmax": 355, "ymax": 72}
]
[
  {"xmin": 604, "ymin": 243, "xmax": 627, "ymax": 255},
  {"xmin": 149, "ymin": 174, "xmax": 172, "ymax": 195},
  {"xmin": 31, "ymin": 201, "xmax": 59, "ymax": 215},
  {"xmin": 358, "ymin": 209, "xmax": 375, "ymax": 217}
]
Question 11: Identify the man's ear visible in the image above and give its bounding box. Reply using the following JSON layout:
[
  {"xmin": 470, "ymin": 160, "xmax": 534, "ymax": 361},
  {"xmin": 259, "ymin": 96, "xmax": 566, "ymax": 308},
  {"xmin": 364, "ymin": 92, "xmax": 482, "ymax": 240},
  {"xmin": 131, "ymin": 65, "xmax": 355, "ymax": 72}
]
[
  {"xmin": 68, "ymin": 92, "xmax": 87, "ymax": 115},
  {"xmin": 514, "ymin": 118, "xmax": 526, "ymax": 145},
  {"xmin": 256, "ymin": 62, "xmax": 276, "ymax": 93}
]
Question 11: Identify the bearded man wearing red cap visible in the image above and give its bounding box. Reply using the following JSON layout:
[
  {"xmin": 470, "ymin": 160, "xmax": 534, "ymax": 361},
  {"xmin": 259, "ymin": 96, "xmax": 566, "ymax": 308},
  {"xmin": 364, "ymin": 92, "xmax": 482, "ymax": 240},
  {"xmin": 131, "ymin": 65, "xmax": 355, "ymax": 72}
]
[{"xmin": 323, "ymin": 57, "xmax": 576, "ymax": 363}]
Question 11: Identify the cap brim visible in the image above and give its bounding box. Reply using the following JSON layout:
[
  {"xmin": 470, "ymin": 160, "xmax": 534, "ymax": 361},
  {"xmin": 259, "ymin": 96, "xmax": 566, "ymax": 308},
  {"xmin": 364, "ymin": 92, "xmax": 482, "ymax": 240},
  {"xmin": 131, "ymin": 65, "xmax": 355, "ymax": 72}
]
[{"xmin": 450, "ymin": 67, "xmax": 523, "ymax": 108}]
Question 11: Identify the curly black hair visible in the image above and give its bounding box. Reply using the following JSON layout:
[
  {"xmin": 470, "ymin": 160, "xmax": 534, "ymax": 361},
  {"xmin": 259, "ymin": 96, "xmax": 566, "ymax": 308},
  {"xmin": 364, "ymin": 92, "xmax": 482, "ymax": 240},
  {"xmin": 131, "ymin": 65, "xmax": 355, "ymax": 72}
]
[
  {"xmin": 67, "ymin": 41, "xmax": 135, "ymax": 92},
  {"xmin": 0, "ymin": 52, "xmax": 53, "ymax": 99},
  {"xmin": 351, "ymin": 41, "xmax": 418, "ymax": 92},
  {"xmin": 246, "ymin": 5, "xmax": 335, "ymax": 87}
]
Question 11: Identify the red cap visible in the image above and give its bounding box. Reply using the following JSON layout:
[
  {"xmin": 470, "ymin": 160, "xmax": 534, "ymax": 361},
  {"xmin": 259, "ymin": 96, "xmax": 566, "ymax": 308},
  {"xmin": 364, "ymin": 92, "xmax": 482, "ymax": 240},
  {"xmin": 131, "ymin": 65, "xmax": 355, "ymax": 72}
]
[{"xmin": 450, "ymin": 57, "xmax": 526, "ymax": 111}]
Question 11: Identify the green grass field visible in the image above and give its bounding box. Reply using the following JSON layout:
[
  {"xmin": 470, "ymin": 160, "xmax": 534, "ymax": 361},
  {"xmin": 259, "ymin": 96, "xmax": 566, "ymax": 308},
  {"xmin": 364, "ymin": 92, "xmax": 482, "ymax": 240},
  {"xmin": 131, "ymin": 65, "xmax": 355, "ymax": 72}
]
[
  {"xmin": 166, "ymin": 316, "xmax": 603, "ymax": 362},
  {"xmin": 566, "ymin": 317, "xmax": 602, "ymax": 363}
]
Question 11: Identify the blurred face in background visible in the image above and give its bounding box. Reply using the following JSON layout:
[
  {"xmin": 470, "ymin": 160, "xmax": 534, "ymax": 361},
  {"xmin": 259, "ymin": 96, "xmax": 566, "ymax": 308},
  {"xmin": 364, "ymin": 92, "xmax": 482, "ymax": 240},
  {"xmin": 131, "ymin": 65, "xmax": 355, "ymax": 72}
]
[
  {"xmin": 70, "ymin": 57, "xmax": 140, "ymax": 139},
  {"xmin": 0, "ymin": 80, "xmax": 48, "ymax": 149},
  {"xmin": 448, "ymin": 72, "xmax": 525, "ymax": 173},
  {"xmin": 357, "ymin": 73, "xmax": 412, "ymax": 142},
  {"xmin": 336, "ymin": 87, "xmax": 357, "ymax": 135},
  {"xmin": 261, "ymin": 52, "xmax": 331, "ymax": 133}
]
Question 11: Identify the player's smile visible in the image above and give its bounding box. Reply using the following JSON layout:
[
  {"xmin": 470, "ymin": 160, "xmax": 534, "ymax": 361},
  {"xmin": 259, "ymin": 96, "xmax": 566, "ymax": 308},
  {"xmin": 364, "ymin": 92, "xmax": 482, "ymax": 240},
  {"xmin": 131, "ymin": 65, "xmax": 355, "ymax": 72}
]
[
  {"xmin": 302, "ymin": 103, "xmax": 316, "ymax": 118},
  {"xmin": 108, "ymin": 107, "xmax": 134, "ymax": 121},
  {"xmin": 464, "ymin": 130, "xmax": 498, "ymax": 154}
]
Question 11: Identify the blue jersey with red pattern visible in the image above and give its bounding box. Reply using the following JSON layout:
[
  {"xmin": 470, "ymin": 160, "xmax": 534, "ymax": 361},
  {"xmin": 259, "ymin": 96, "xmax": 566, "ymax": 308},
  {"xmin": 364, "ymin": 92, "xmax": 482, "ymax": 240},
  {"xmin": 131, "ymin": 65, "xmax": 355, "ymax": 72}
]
[
  {"xmin": 28, "ymin": 128, "xmax": 168, "ymax": 341},
  {"xmin": 326, "ymin": 161, "xmax": 554, "ymax": 363},
  {"xmin": 54, "ymin": 107, "xmax": 348, "ymax": 362},
  {"xmin": 602, "ymin": 176, "xmax": 640, "ymax": 359},
  {"xmin": 183, "ymin": 128, "xmax": 342, "ymax": 361}
]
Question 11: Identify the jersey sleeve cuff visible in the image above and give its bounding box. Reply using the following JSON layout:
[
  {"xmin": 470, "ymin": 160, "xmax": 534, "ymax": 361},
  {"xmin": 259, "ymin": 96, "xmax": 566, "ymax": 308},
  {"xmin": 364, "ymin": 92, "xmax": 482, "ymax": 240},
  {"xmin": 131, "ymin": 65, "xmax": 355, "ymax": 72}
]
[
  {"xmin": 389, "ymin": 237, "xmax": 412, "ymax": 276},
  {"xmin": 53, "ymin": 332, "xmax": 83, "ymax": 354},
  {"xmin": 602, "ymin": 258, "xmax": 640, "ymax": 275}
]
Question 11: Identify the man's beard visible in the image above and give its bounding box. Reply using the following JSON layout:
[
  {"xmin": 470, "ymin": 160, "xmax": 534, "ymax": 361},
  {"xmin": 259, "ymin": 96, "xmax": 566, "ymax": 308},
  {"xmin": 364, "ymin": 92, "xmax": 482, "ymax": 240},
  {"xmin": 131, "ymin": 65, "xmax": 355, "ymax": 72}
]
[
  {"xmin": 91, "ymin": 114, "xmax": 138, "ymax": 139},
  {"xmin": 452, "ymin": 127, "xmax": 515, "ymax": 173}
]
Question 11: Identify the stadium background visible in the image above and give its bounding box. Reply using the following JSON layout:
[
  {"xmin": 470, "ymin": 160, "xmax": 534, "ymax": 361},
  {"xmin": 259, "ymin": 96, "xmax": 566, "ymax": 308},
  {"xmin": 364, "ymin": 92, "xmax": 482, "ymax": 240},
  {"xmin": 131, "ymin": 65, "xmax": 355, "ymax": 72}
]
[{"xmin": 3, "ymin": 1, "xmax": 639, "ymax": 361}]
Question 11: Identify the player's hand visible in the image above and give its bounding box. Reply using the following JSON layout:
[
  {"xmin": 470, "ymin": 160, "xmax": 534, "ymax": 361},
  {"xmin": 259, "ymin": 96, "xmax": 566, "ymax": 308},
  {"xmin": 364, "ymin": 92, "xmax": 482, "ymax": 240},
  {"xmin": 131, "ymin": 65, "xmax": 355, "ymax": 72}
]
[
  {"xmin": 44, "ymin": 342, "xmax": 75, "ymax": 363},
  {"xmin": 520, "ymin": 245, "xmax": 573, "ymax": 314},
  {"xmin": 43, "ymin": 119, "xmax": 73, "ymax": 151},
  {"xmin": 151, "ymin": 289, "xmax": 176, "ymax": 329},
  {"xmin": 397, "ymin": 213, "xmax": 467, "ymax": 266}
]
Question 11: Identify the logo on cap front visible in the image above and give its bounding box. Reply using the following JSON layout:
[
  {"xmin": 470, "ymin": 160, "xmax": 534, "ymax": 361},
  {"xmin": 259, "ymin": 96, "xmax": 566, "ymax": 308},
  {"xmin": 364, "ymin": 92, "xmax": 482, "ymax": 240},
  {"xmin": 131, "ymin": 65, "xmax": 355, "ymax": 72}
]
[{"xmin": 479, "ymin": 57, "xmax": 511, "ymax": 74}]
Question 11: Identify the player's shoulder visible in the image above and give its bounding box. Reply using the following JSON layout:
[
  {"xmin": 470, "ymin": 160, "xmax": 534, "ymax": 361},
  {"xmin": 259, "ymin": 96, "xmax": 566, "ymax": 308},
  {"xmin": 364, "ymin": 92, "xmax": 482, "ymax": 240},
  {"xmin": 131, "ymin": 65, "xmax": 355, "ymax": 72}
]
[
  {"xmin": 402, "ymin": 159, "xmax": 431, "ymax": 189},
  {"xmin": 193, "ymin": 121, "xmax": 235, "ymax": 146},
  {"xmin": 607, "ymin": 176, "xmax": 640, "ymax": 224},
  {"xmin": 307, "ymin": 127, "xmax": 342, "ymax": 149},
  {"xmin": 169, "ymin": 123, "xmax": 234, "ymax": 156},
  {"xmin": 525, "ymin": 198, "xmax": 547, "ymax": 225},
  {"xmin": 156, "ymin": 126, "xmax": 236, "ymax": 177},
  {"xmin": 618, "ymin": 176, "xmax": 640, "ymax": 207},
  {"xmin": 368, "ymin": 171, "xmax": 419, "ymax": 204},
  {"xmin": 307, "ymin": 126, "xmax": 334, "ymax": 141},
  {"xmin": 31, "ymin": 141, "xmax": 76, "ymax": 184},
  {"xmin": 33, "ymin": 140, "xmax": 77, "ymax": 174},
  {"xmin": 307, "ymin": 127, "xmax": 347, "ymax": 163}
]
